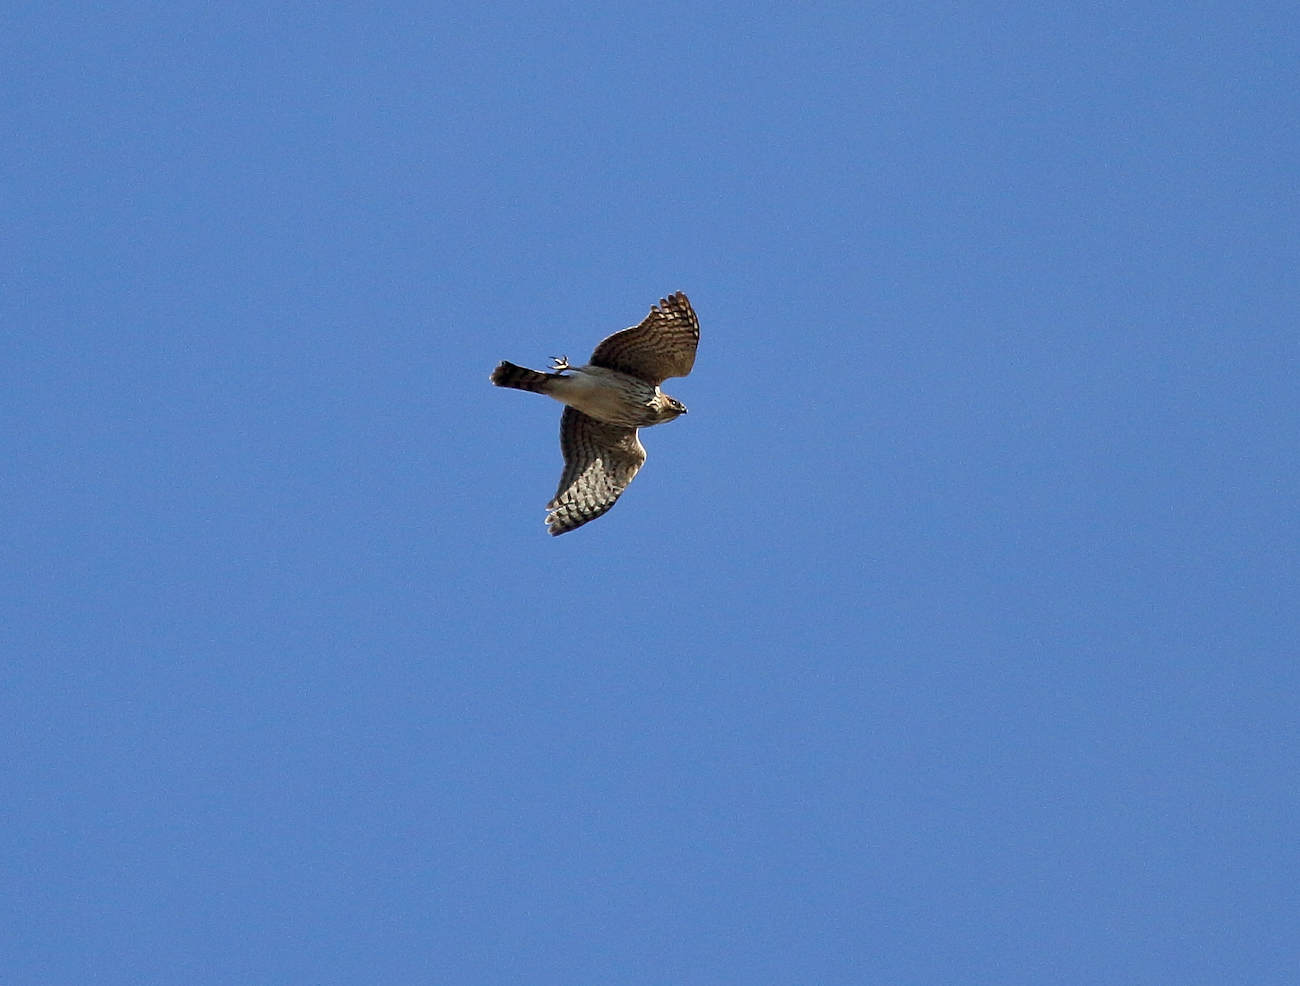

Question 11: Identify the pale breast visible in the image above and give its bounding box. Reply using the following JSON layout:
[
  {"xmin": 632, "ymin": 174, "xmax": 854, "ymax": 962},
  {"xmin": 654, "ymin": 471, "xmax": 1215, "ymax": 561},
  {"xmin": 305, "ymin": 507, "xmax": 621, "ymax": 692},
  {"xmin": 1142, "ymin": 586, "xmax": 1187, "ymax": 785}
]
[{"xmin": 545, "ymin": 366, "xmax": 660, "ymax": 427}]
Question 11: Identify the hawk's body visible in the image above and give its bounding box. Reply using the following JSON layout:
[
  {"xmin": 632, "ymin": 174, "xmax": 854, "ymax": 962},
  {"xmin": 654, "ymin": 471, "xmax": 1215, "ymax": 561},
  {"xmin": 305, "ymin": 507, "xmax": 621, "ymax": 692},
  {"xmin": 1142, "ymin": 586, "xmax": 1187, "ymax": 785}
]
[
  {"xmin": 489, "ymin": 362, "xmax": 673, "ymax": 428},
  {"xmin": 491, "ymin": 291, "xmax": 699, "ymax": 535}
]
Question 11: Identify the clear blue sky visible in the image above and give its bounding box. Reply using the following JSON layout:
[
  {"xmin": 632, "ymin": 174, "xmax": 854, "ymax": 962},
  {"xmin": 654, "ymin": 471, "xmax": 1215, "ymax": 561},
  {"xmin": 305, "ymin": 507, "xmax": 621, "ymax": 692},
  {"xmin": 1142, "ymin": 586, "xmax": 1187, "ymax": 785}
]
[{"xmin": 3, "ymin": 2, "xmax": 1297, "ymax": 983}]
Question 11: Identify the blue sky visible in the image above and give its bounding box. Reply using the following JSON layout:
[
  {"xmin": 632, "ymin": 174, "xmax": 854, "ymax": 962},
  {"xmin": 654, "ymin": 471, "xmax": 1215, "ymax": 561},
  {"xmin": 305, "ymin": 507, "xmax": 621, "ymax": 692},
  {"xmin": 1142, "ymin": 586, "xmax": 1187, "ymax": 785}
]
[{"xmin": 3, "ymin": 2, "xmax": 1297, "ymax": 983}]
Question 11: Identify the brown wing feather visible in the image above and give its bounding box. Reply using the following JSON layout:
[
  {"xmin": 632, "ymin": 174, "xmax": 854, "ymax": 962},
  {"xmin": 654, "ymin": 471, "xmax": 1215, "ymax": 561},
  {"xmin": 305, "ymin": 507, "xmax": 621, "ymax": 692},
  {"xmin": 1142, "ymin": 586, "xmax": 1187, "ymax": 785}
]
[
  {"xmin": 587, "ymin": 291, "xmax": 699, "ymax": 385},
  {"xmin": 546, "ymin": 407, "xmax": 647, "ymax": 535}
]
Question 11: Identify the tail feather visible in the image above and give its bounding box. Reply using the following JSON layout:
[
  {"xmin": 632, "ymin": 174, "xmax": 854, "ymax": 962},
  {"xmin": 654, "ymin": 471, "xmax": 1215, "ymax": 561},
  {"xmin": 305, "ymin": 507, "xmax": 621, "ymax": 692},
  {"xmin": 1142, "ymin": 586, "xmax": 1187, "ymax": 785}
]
[{"xmin": 491, "ymin": 360, "xmax": 556, "ymax": 393}]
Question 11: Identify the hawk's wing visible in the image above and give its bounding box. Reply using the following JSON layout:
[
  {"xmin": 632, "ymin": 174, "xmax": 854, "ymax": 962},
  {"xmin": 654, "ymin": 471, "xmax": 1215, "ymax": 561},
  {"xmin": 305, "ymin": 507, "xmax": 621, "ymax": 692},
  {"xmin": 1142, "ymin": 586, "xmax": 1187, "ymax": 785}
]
[
  {"xmin": 588, "ymin": 291, "xmax": 699, "ymax": 385},
  {"xmin": 546, "ymin": 407, "xmax": 647, "ymax": 535}
]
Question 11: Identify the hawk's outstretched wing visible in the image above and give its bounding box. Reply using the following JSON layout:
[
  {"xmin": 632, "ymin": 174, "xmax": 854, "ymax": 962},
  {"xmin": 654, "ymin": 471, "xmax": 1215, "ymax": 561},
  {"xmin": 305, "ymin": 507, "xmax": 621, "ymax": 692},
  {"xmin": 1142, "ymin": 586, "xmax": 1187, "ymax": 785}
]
[
  {"xmin": 588, "ymin": 291, "xmax": 699, "ymax": 385},
  {"xmin": 546, "ymin": 407, "xmax": 647, "ymax": 536}
]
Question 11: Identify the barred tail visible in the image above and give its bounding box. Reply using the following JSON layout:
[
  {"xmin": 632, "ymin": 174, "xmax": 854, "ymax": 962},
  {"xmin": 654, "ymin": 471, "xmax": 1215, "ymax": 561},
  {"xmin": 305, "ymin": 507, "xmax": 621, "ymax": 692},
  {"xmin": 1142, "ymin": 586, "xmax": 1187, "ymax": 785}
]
[{"xmin": 490, "ymin": 360, "xmax": 557, "ymax": 393}]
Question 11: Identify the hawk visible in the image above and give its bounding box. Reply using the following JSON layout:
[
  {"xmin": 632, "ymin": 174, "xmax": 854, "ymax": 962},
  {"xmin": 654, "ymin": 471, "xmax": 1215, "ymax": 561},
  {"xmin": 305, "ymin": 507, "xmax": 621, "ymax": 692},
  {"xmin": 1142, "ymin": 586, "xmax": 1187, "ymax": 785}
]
[{"xmin": 491, "ymin": 291, "xmax": 699, "ymax": 535}]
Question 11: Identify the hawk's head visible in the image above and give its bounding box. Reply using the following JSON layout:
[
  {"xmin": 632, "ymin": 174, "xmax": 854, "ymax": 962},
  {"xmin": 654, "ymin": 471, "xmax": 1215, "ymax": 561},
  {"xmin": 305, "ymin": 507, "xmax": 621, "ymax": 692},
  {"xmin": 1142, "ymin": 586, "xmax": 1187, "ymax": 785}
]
[{"xmin": 656, "ymin": 395, "xmax": 688, "ymax": 423}]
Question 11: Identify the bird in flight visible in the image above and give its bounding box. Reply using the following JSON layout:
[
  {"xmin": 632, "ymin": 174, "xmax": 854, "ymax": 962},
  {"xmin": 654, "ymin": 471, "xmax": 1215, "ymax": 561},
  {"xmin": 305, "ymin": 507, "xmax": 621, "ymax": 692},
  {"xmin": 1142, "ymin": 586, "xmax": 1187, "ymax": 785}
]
[{"xmin": 491, "ymin": 291, "xmax": 700, "ymax": 535}]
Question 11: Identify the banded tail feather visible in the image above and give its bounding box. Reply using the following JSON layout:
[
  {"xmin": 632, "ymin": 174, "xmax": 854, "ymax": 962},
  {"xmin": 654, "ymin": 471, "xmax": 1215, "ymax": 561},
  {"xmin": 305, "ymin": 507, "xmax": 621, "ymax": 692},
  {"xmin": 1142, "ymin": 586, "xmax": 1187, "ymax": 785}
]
[{"xmin": 490, "ymin": 361, "xmax": 557, "ymax": 393}]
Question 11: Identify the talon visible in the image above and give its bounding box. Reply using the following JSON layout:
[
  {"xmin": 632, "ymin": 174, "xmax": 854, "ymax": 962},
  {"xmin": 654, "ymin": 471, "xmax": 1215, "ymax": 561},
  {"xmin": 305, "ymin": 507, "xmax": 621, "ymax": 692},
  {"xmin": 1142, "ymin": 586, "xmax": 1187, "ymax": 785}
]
[{"xmin": 550, "ymin": 355, "xmax": 571, "ymax": 372}]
